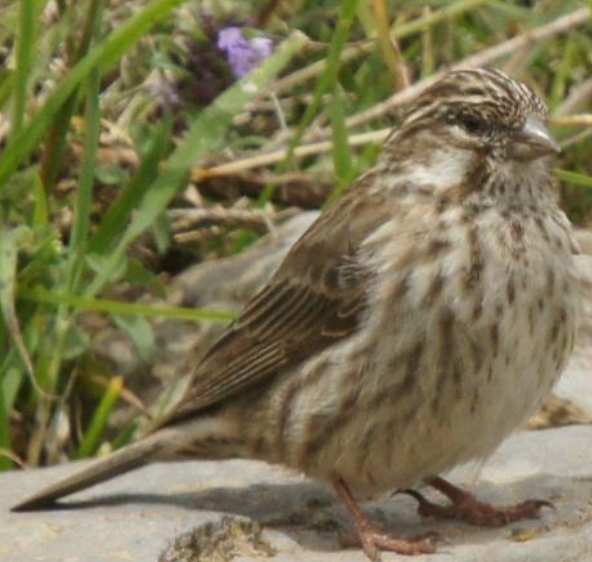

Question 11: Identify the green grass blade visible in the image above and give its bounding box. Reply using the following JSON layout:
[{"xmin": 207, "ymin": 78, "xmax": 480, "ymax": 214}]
[
  {"xmin": 32, "ymin": 172, "xmax": 49, "ymax": 229},
  {"xmin": 286, "ymin": 0, "xmax": 359, "ymax": 163},
  {"xmin": 392, "ymin": 0, "xmax": 492, "ymax": 37},
  {"xmin": 65, "ymin": 41, "xmax": 102, "ymax": 293},
  {"xmin": 38, "ymin": 4, "xmax": 107, "ymax": 425},
  {"xmin": 1, "ymin": 364, "xmax": 25, "ymax": 422},
  {"xmin": 110, "ymin": 421, "xmax": 138, "ymax": 451},
  {"xmin": 0, "ymin": 71, "xmax": 14, "ymax": 113},
  {"xmin": 12, "ymin": 0, "xmax": 41, "ymax": 137},
  {"xmin": 18, "ymin": 287, "xmax": 237, "ymax": 323},
  {"xmin": 89, "ymin": 119, "xmax": 173, "ymax": 253},
  {"xmin": 555, "ymin": 169, "xmax": 592, "ymax": 189},
  {"xmin": 76, "ymin": 376, "xmax": 122, "ymax": 459},
  {"xmin": 41, "ymin": 0, "xmax": 105, "ymax": 191},
  {"xmin": 328, "ymin": 86, "xmax": 354, "ymax": 204},
  {"xmin": 0, "ymin": 227, "xmax": 35, "ymax": 378},
  {"xmin": 550, "ymin": 37, "xmax": 577, "ymax": 111}
]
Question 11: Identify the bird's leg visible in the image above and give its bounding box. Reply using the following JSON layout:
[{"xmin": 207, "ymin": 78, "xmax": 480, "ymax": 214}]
[
  {"xmin": 333, "ymin": 477, "xmax": 439, "ymax": 561},
  {"xmin": 405, "ymin": 476, "xmax": 552, "ymax": 527}
]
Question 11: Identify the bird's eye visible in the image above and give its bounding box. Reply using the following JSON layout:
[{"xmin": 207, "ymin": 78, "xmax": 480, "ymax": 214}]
[{"xmin": 459, "ymin": 113, "xmax": 485, "ymax": 135}]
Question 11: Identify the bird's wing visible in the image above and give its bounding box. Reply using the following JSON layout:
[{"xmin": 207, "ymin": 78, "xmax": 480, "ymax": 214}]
[{"xmin": 163, "ymin": 178, "xmax": 391, "ymax": 424}]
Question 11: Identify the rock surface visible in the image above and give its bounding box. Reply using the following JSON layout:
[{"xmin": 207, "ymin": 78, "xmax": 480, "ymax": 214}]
[{"xmin": 4, "ymin": 426, "xmax": 592, "ymax": 562}]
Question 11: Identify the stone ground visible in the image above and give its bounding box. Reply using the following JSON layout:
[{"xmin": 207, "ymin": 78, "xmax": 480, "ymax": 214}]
[{"xmin": 3, "ymin": 425, "xmax": 592, "ymax": 562}]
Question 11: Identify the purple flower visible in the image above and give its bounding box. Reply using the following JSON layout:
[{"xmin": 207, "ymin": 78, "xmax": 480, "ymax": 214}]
[{"xmin": 217, "ymin": 26, "xmax": 273, "ymax": 78}]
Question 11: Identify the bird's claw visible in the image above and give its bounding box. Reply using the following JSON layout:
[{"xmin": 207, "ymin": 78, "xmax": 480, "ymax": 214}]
[
  {"xmin": 400, "ymin": 486, "xmax": 553, "ymax": 527},
  {"xmin": 339, "ymin": 526, "xmax": 440, "ymax": 560}
]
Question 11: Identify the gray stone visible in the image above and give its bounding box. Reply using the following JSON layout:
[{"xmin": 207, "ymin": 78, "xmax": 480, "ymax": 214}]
[{"xmin": 4, "ymin": 426, "xmax": 592, "ymax": 561}]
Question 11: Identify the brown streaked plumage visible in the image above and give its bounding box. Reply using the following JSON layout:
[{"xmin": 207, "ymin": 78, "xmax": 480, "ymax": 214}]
[{"xmin": 12, "ymin": 68, "xmax": 578, "ymax": 561}]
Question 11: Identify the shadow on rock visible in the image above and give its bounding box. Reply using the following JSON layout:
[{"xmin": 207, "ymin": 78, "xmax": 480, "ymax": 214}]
[{"xmin": 34, "ymin": 471, "xmax": 589, "ymax": 556}]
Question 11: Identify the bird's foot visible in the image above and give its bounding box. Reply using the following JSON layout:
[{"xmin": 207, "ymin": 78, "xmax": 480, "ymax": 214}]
[
  {"xmin": 334, "ymin": 477, "xmax": 439, "ymax": 560},
  {"xmin": 339, "ymin": 526, "xmax": 439, "ymax": 560},
  {"xmin": 404, "ymin": 476, "xmax": 553, "ymax": 528}
]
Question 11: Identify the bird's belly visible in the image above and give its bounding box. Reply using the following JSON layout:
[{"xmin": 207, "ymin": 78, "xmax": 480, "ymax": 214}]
[{"xmin": 250, "ymin": 262, "xmax": 577, "ymax": 499}]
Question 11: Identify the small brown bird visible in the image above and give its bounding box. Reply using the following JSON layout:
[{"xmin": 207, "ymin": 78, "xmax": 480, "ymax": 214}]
[{"xmin": 13, "ymin": 68, "xmax": 578, "ymax": 561}]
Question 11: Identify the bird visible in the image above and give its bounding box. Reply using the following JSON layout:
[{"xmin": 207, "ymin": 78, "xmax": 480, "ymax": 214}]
[{"xmin": 12, "ymin": 68, "xmax": 578, "ymax": 561}]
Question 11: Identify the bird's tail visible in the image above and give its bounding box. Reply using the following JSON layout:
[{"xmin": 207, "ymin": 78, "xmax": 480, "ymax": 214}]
[{"xmin": 11, "ymin": 430, "xmax": 167, "ymax": 512}]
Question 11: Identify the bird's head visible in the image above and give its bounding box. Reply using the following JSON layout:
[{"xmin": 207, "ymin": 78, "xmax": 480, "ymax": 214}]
[
  {"xmin": 382, "ymin": 68, "xmax": 560, "ymax": 205},
  {"xmin": 398, "ymin": 67, "xmax": 560, "ymax": 163}
]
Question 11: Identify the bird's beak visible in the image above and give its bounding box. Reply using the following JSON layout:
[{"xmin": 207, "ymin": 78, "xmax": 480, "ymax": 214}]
[{"xmin": 508, "ymin": 115, "xmax": 561, "ymax": 161}]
